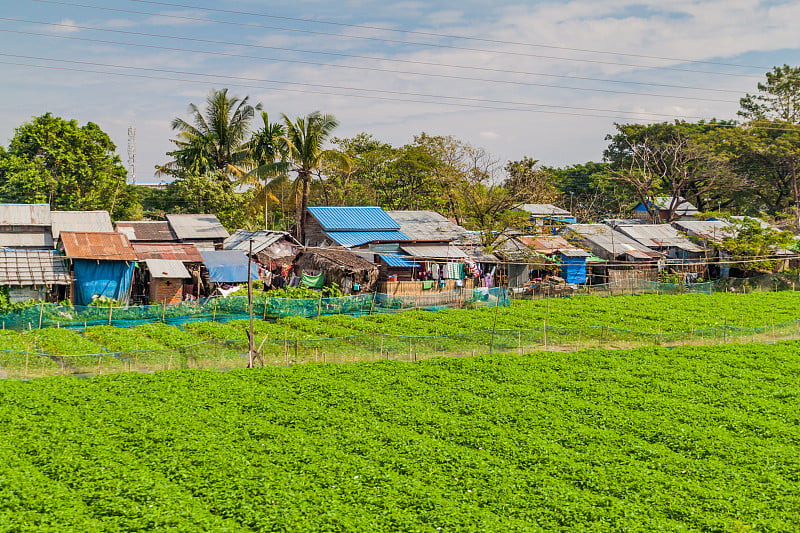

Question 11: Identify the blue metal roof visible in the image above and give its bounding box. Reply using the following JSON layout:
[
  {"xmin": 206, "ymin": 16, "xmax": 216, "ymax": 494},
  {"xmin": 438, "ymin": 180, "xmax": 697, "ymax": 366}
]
[
  {"xmin": 326, "ymin": 230, "xmax": 410, "ymax": 248},
  {"xmin": 378, "ymin": 253, "xmax": 419, "ymax": 267},
  {"xmin": 307, "ymin": 206, "xmax": 400, "ymax": 231}
]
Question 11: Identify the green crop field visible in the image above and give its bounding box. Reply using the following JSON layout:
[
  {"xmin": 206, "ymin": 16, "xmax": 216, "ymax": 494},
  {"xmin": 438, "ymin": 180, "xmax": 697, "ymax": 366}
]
[
  {"xmin": 0, "ymin": 341, "xmax": 798, "ymax": 532},
  {"xmin": 0, "ymin": 291, "xmax": 798, "ymax": 378}
]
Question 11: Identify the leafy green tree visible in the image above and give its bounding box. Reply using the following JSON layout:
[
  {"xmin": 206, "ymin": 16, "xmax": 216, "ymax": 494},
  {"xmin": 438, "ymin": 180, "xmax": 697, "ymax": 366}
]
[
  {"xmin": 242, "ymin": 111, "xmax": 289, "ymax": 229},
  {"xmin": 280, "ymin": 112, "xmax": 350, "ymax": 244},
  {"xmin": 547, "ymin": 162, "xmax": 629, "ymax": 221},
  {"xmin": 718, "ymin": 217, "xmax": 796, "ymax": 273},
  {"xmin": 159, "ymin": 89, "xmax": 258, "ymax": 181},
  {"xmin": 604, "ymin": 121, "xmax": 734, "ymax": 221},
  {"xmin": 739, "ymin": 65, "xmax": 800, "ymax": 123},
  {"xmin": 0, "ymin": 113, "xmax": 139, "ymax": 219},
  {"xmin": 162, "ymin": 173, "xmax": 254, "ymax": 231}
]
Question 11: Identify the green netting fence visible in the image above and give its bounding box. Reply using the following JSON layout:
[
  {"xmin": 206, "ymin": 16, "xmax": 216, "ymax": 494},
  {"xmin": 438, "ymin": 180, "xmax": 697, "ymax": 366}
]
[
  {"xmin": 2, "ymin": 317, "xmax": 798, "ymax": 380},
  {"xmin": 0, "ymin": 287, "xmax": 509, "ymax": 331},
  {"xmin": 516, "ymin": 274, "xmax": 800, "ymax": 300}
]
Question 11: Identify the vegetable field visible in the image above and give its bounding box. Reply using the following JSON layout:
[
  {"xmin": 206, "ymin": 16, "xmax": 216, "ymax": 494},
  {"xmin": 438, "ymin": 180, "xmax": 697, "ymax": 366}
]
[
  {"xmin": 0, "ymin": 291, "xmax": 798, "ymax": 378},
  {"xmin": 1, "ymin": 342, "xmax": 798, "ymax": 531}
]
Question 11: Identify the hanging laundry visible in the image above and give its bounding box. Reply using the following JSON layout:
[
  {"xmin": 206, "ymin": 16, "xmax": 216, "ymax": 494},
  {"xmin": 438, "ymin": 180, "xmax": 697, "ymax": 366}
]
[{"xmin": 444, "ymin": 262, "xmax": 462, "ymax": 280}]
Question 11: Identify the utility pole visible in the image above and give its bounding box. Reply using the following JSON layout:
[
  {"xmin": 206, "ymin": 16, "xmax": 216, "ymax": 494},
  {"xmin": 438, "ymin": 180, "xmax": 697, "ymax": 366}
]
[{"xmin": 248, "ymin": 239, "xmax": 255, "ymax": 367}]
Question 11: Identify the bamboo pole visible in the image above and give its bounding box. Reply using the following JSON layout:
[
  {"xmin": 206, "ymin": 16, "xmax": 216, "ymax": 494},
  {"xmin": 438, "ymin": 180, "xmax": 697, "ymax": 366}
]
[
  {"xmin": 97, "ymin": 355, "xmax": 102, "ymax": 375},
  {"xmin": 740, "ymin": 316, "xmax": 744, "ymax": 342},
  {"xmin": 577, "ymin": 319, "xmax": 583, "ymax": 351},
  {"xmin": 772, "ymin": 316, "xmax": 776, "ymax": 344},
  {"xmin": 24, "ymin": 345, "xmax": 29, "ymax": 377},
  {"xmin": 212, "ymin": 298, "xmax": 217, "ymax": 322},
  {"xmin": 380, "ymin": 336, "xmax": 384, "ymax": 360},
  {"xmin": 317, "ymin": 293, "xmax": 323, "ymax": 317},
  {"xmin": 107, "ymin": 303, "xmax": 113, "ymax": 326},
  {"xmin": 518, "ymin": 329, "xmax": 522, "ymax": 355},
  {"xmin": 369, "ymin": 291, "xmax": 377, "ymax": 315},
  {"xmin": 162, "ymin": 301, "xmax": 166, "ymax": 323},
  {"xmin": 40, "ymin": 356, "xmax": 45, "ymax": 377},
  {"xmin": 38, "ymin": 304, "xmax": 44, "ymax": 329}
]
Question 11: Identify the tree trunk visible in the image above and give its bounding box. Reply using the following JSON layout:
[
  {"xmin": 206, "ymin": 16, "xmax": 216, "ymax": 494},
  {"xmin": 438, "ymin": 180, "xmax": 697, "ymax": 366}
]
[
  {"xmin": 792, "ymin": 161, "xmax": 799, "ymax": 229},
  {"xmin": 297, "ymin": 172, "xmax": 311, "ymax": 245},
  {"xmin": 264, "ymin": 192, "xmax": 269, "ymax": 231}
]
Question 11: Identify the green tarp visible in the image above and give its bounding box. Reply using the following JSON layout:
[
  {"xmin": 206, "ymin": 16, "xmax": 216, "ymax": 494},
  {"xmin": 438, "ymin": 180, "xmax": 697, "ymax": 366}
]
[{"xmin": 301, "ymin": 272, "xmax": 325, "ymax": 288}]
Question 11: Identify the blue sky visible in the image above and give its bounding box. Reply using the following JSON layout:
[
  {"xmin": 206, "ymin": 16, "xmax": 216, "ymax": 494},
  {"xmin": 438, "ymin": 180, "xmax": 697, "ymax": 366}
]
[{"xmin": 1, "ymin": 0, "xmax": 799, "ymax": 183}]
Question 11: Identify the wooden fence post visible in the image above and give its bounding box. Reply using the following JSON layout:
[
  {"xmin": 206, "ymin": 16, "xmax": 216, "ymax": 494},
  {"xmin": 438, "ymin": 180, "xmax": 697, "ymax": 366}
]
[{"xmin": 107, "ymin": 303, "xmax": 113, "ymax": 326}]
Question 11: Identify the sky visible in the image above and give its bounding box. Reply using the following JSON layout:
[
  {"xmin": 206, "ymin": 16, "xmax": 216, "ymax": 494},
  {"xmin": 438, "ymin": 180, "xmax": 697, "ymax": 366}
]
[{"xmin": 1, "ymin": 0, "xmax": 799, "ymax": 184}]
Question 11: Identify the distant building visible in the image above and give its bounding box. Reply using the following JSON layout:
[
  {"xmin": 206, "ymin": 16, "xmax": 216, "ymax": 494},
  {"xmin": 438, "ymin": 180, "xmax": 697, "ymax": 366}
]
[
  {"xmin": 0, "ymin": 203, "xmax": 53, "ymax": 249},
  {"xmin": 632, "ymin": 197, "xmax": 699, "ymax": 222},
  {"xmin": 166, "ymin": 214, "xmax": 229, "ymax": 251}
]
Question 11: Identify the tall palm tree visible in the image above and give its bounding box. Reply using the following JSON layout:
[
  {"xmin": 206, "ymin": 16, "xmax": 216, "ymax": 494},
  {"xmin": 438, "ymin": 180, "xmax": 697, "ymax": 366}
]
[
  {"xmin": 280, "ymin": 111, "xmax": 350, "ymax": 243},
  {"xmin": 159, "ymin": 88, "xmax": 258, "ymax": 180},
  {"xmin": 242, "ymin": 111, "xmax": 289, "ymax": 229}
]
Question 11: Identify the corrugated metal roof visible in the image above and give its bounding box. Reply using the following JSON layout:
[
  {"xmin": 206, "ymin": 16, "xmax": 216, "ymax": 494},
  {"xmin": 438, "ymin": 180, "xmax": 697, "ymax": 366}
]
[
  {"xmin": 51, "ymin": 210, "xmax": 113, "ymax": 239},
  {"xmin": 401, "ymin": 244, "xmax": 468, "ymax": 259},
  {"xmin": 384, "ymin": 210, "xmax": 469, "ymax": 241},
  {"xmin": 115, "ymin": 221, "xmax": 176, "ymax": 242},
  {"xmin": 565, "ymin": 224, "xmax": 661, "ymax": 259},
  {"xmin": 518, "ymin": 204, "xmax": 572, "ymax": 217},
  {"xmin": 560, "ymin": 249, "xmax": 591, "ymax": 257},
  {"xmin": 167, "ymin": 214, "xmax": 230, "ymax": 240},
  {"xmin": 307, "ymin": 206, "xmax": 400, "ymax": 231},
  {"xmin": 636, "ymin": 197, "xmax": 699, "ymax": 215},
  {"xmin": 616, "ymin": 224, "xmax": 704, "ymax": 252},
  {"xmin": 378, "ymin": 253, "xmax": 419, "ymax": 267},
  {"xmin": 0, "ymin": 204, "xmax": 50, "ymax": 226},
  {"xmin": 0, "ymin": 249, "xmax": 70, "ymax": 285},
  {"xmin": 144, "ymin": 258, "xmax": 191, "ymax": 279},
  {"xmin": 0, "ymin": 230, "xmax": 53, "ymax": 249},
  {"xmin": 325, "ymin": 230, "xmax": 410, "ymax": 248},
  {"xmin": 224, "ymin": 230, "xmax": 291, "ymax": 253},
  {"xmin": 671, "ymin": 220, "xmax": 734, "ymax": 243},
  {"xmin": 60, "ymin": 231, "xmax": 137, "ymax": 261},
  {"xmin": 132, "ymin": 243, "xmax": 203, "ymax": 262}
]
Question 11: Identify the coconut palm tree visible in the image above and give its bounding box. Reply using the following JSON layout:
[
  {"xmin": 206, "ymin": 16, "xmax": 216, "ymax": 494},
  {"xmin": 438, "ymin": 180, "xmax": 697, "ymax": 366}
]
[
  {"xmin": 159, "ymin": 88, "xmax": 258, "ymax": 180},
  {"xmin": 280, "ymin": 111, "xmax": 350, "ymax": 243},
  {"xmin": 242, "ymin": 111, "xmax": 289, "ymax": 229}
]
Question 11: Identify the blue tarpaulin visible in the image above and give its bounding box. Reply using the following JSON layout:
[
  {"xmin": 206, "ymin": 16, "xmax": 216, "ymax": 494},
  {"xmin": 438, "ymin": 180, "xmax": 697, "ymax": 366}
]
[
  {"xmin": 200, "ymin": 250, "xmax": 258, "ymax": 283},
  {"xmin": 73, "ymin": 259, "xmax": 135, "ymax": 305},
  {"xmin": 559, "ymin": 255, "xmax": 587, "ymax": 284}
]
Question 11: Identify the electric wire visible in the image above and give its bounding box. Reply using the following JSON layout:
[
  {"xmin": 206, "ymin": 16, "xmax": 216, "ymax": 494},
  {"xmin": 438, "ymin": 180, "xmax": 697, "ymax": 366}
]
[
  {"xmin": 0, "ymin": 54, "xmax": 720, "ymax": 121},
  {"xmin": 120, "ymin": 0, "xmax": 772, "ymax": 71},
  {"xmin": 0, "ymin": 17, "xmax": 748, "ymax": 95},
  {"xmin": 0, "ymin": 29, "xmax": 735, "ymax": 104},
  {"xmin": 29, "ymin": 0, "xmax": 765, "ymax": 78}
]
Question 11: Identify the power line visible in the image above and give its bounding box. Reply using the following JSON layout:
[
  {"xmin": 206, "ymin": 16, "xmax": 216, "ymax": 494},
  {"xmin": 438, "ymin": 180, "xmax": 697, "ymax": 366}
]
[
  {"xmin": 0, "ymin": 17, "xmax": 747, "ymax": 95},
  {"xmin": 0, "ymin": 53, "xmax": 720, "ymax": 120},
  {"xmin": 30, "ymin": 0, "xmax": 765, "ymax": 78},
  {"xmin": 122, "ymin": 0, "xmax": 771, "ymax": 71},
  {"xmin": 0, "ymin": 29, "xmax": 736, "ymax": 104},
  {"xmin": 7, "ymin": 58, "xmax": 800, "ymax": 133}
]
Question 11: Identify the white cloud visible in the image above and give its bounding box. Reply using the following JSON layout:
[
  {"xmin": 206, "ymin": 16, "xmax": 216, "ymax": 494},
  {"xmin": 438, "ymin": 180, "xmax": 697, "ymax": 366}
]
[{"xmin": 46, "ymin": 18, "xmax": 80, "ymax": 34}]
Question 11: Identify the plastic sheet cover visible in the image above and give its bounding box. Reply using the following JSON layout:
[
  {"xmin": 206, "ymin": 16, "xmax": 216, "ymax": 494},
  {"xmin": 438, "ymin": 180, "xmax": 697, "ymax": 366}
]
[{"xmin": 73, "ymin": 259, "xmax": 135, "ymax": 305}]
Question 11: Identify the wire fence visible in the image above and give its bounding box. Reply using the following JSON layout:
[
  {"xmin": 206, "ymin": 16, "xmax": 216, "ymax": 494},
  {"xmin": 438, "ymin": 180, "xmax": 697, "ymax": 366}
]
[
  {"xmin": 0, "ymin": 287, "xmax": 509, "ymax": 331},
  {"xmin": 2, "ymin": 317, "xmax": 798, "ymax": 380},
  {"xmin": 513, "ymin": 274, "xmax": 800, "ymax": 300}
]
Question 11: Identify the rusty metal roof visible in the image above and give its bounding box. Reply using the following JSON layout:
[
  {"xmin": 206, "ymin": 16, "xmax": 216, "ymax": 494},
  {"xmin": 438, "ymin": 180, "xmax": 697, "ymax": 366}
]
[
  {"xmin": 0, "ymin": 203, "xmax": 51, "ymax": 226},
  {"xmin": 51, "ymin": 210, "xmax": 113, "ymax": 240},
  {"xmin": 0, "ymin": 249, "xmax": 71, "ymax": 285},
  {"xmin": 131, "ymin": 242, "xmax": 203, "ymax": 262},
  {"xmin": 60, "ymin": 232, "xmax": 137, "ymax": 261},
  {"xmin": 116, "ymin": 221, "xmax": 177, "ymax": 242}
]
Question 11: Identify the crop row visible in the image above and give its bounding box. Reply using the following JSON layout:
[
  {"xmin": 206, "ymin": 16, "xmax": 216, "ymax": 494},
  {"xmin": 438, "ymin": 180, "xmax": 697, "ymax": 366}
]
[{"xmin": 1, "ymin": 341, "xmax": 798, "ymax": 531}]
